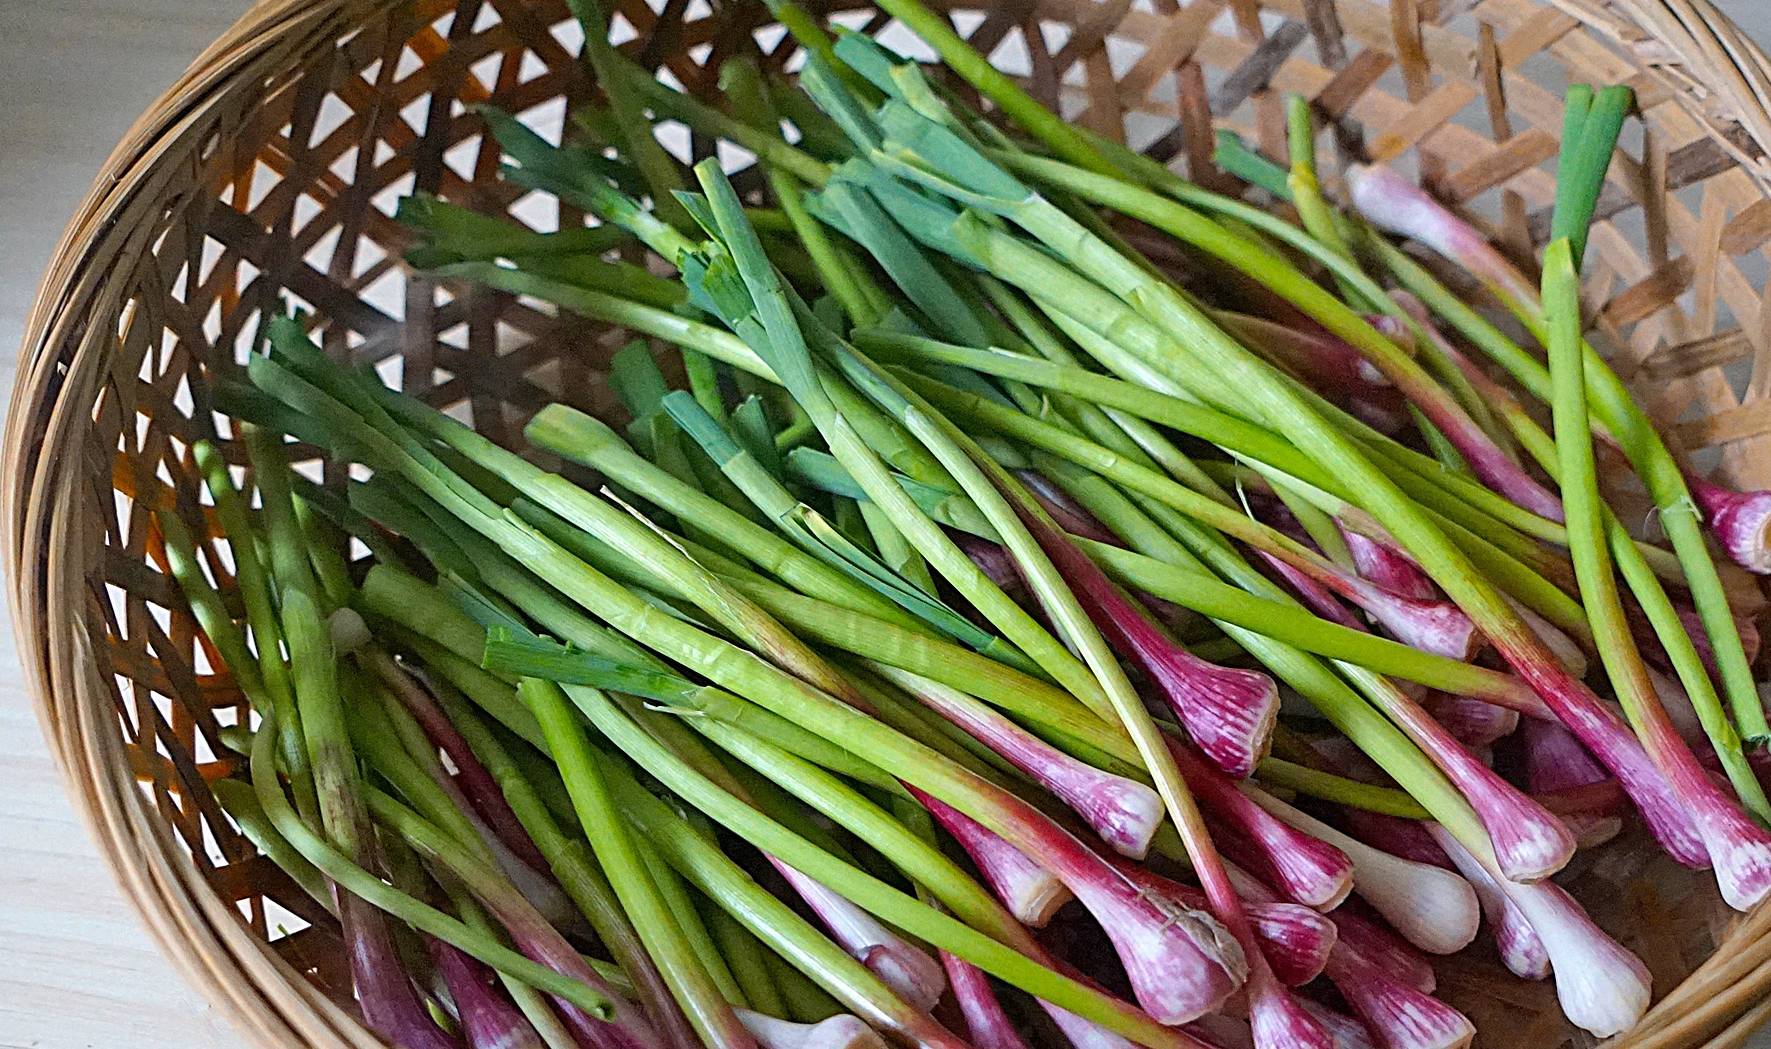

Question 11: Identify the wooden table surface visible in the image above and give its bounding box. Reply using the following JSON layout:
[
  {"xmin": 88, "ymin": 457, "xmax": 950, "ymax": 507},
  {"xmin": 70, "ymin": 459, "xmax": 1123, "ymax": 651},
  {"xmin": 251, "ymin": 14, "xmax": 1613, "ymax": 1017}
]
[{"xmin": 4, "ymin": 2, "xmax": 1771, "ymax": 1048}]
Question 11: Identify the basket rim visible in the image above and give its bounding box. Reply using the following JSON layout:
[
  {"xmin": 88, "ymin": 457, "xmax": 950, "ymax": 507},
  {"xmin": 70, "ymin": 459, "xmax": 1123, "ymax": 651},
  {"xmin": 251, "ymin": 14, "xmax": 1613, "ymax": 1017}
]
[
  {"xmin": 3, "ymin": 2, "xmax": 407, "ymax": 1045},
  {"xmin": 8, "ymin": 2, "xmax": 1771, "ymax": 1048}
]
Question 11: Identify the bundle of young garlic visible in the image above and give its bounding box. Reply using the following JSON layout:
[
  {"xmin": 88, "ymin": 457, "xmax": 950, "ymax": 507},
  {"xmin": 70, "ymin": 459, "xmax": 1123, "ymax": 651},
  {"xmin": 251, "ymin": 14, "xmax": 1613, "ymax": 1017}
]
[{"xmin": 165, "ymin": 4, "xmax": 1771, "ymax": 1048}]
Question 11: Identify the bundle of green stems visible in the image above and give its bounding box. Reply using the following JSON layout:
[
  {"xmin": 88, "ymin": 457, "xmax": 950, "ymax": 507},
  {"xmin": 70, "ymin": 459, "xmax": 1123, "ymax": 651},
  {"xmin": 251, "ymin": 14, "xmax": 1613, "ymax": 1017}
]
[{"xmin": 165, "ymin": 6, "xmax": 1771, "ymax": 1048}]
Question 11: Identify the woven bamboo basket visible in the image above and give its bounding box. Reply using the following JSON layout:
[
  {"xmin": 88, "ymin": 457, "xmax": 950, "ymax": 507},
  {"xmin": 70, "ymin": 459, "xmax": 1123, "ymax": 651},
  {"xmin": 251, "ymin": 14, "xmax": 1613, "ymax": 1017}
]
[{"xmin": 11, "ymin": 0, "xmax": 1771, "ymax": 1045}]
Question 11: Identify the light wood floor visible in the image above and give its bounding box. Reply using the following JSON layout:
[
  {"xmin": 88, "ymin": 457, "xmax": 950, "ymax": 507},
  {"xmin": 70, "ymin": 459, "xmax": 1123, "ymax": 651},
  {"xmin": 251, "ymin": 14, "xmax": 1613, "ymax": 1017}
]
[{"xmin": 2, "ymin": 2, "xmax": 1769, "ymax": 1047}]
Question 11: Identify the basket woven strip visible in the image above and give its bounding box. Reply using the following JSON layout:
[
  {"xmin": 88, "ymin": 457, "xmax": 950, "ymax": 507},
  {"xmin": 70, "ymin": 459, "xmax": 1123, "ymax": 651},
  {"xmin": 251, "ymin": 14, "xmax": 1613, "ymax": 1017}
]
[{"xmin": 7, "ymin": 0, "xmax": 1771, "ymax": 1046}]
